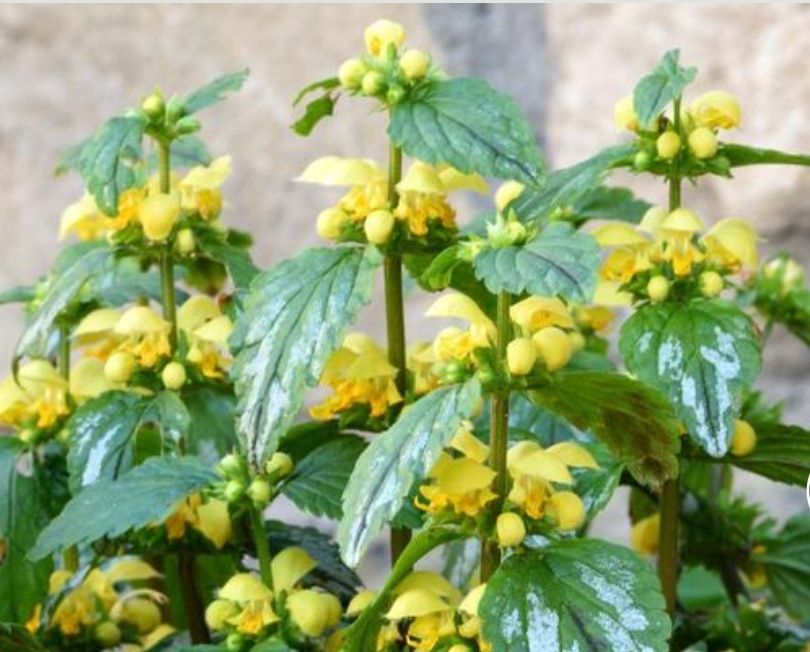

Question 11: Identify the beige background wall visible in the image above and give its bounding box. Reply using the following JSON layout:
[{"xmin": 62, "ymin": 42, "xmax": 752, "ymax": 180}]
[{"xmin": 2, "ymin": 5, "xmax": 808, "ymax": 581}]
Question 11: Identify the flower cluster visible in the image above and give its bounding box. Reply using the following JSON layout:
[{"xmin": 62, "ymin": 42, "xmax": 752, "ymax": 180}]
[
  {"xmin": 615, "ymin": 89, "xmax": 741, "ymax": 175},
  {"xmin": 416, "ymin": 421, "xmax": 597, "ymax": 539},
  {"xmin": 0, "ymin": 361, "xmax": 70, "ymax": 439},
  {"xmin": 592, "ymin": 206, "xmax": 759, "ymax": 305},
  {"xmin": 27, "ymin": 560, "xmax": 172, "ymax": 651},
  {"xmin": 336, "ymin": 19, "xmax": 436, "ymax": 106},
  {"xmin": 205, "ymin": 547, "xmax": 343, "ymax": 649},
  {"xmin": 301, "ymin": 157, "xmax": 486, "ymax": 246},
  {"xmin": 60, "ymin": 156, "xmax": 231, "ymax": 248}
]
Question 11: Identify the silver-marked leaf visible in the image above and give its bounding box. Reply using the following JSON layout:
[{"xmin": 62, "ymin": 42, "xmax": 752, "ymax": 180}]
[
  {"xmin": 620, "ymin": 300, "xmax": 761, "ymax": 457},
  {"xmin": 76, "ymin": 116, "xmax": 145, "ymax": 215},
  {"xmin": 183, "ymin": 68, "xmax": 249, "ymax": 114},
  {"xmin": 30, "ymin": 456, "xmax": 216, "ymax": 560},
  {"xmin": 511, "ymin": 144, "xmax": 635, "ymax": 223},
  {"xmin": 281, "ymin": 435, "xmax": 366, "ymax": 520},
  {"xmin": 337, "ymin": 378, "xmax": 481, "ymax": 567},
  {"xmin": 573, "ymin": 442, "xmax": 624, "ymax": 522},
  {"xmin": 633, "ymin": 49, "xmax": 696, "ymax": 128},
  {"xmin": 15, "ymin": 247, "xmax": 111, "ymax": 363},
  {"xmin": 67, "ymin": 391, "xmax": 190, "ymax": 494},
  {"xmin": 230, "ymin": 246, "xmax": 381, "ymax": 466},
  {"xmin": 0, "ymin": 440, "xmax": 52, "ymax": 623},
  {"xmin": 473, "ymin": 222, "xmax": 600, "ymax": 302},
  {"xmin": 390, "ymin": 78, "xmax": 545, "ymax": 187},
  {"xmin": 530, "ymin": 371, "xmax": 680, "ymax": 488},
  {"xmin": 196, "ymin": 231, "xmax": 259, "ymax": 290},
  {"xmin": 480, "ymin": 539, "xmax": 671, "ymax": 652}
]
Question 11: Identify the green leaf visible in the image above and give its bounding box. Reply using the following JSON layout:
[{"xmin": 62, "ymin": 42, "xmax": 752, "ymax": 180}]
[
  {"xmin": 338, "ymin": 378, "xmax": 481, "ymax": 567},
  {"xmin": 265, "ymin": 520, "xmax": 361, "ymax": 600},
  {"xmin": 389, "ymin": 77, "xmax": 544, "ymax": 186},
  {"xmin": 441, "ymin": 537, "xmax": 480, "ymax": 590},
  {"xmin": 67, "ymin": 391, "xmax": 190, "ymax": 494},
  {"xmin": 480, "ymin": 539, "xmax": 671, "ymax": 652},
  {"xmin": 677, "ymin": 565, "xmax": 729, "ymax": 611},
  {"xmin": 29, "ymin": 456, "xmax": 217, "ymax": 560},
  {"xmin": 620, "ymin": 299, "xmax": 761, "ymax": 457},
  {"xmin": 292, "ymin": 94, "xmax": 337, "ymax": 137},
  {"xmin": 633, "ymin": 49, "xmax": 697, "ymax": 128},
  {"xmin": 473, "ymin": 222, "xmax": 600, "ymax": 302},
  {"xmin": 757, "ymin": 514, "xmax": 810, "ymax": 621},
  {"xmin": 251, "ymin": 640, "xmax": 294, "ymax": 652},
  {"xmin": 0, "ymin": 623, "xmax": 48, "ymax": 652},
  {"xmin": 183, "ymin": 386, "xmax": 237, "ymax": 462},
  {"xmin": 76, "ymin": 116, "xmax": 145, "ymax": 215},
  {"xmin": 15, "ymin": 247, "xmax": 110, "ymax": 363},
  {"xmin": 511, "ymin": 144, "xmax": 635, "ymax": 222},
  {"xmin": 196, "ymin": 230, "xmax": 259, "ymax": 289},
  {"xmin": 726, "ymin": 423, "xmax": 810, "ymax": 486},
  {"xmin": 530, "ymin": 371, "xmax": 680, "ymax": 487},
  {"xmin": 278, "ymin": 420, "xmax": 341, "ymax": 462},
  {"xmin": 293, "ymin": 77, "xmax": 340, "ymax": 106},
  {"xmin": 0, "ymin": 440, "xmax": 52, "ymax": 623},
  {"xmin": 183, "ymin": 68, "xmax": 249, "ymax": 114},
  {"xmin": 573, "ymin": 442, "xmax": 625, "ymax": 521},
  {"xmin": 0, "ymin": 286, "xmax": 35, "ymax": 307},
  {"xmin": 570, "ymin": 185, "xmax": 651, "ymax": 225},
  {"xmin": 230, "ymin": 246, "xmax": 381, "ymax": 466},
  {"xmin": 281, "ymin": 435, "xmax": 366, "ymax": 519},
  {"xmin": 720, "ymin": 143, "xmax": 810, "ymax": 168}
]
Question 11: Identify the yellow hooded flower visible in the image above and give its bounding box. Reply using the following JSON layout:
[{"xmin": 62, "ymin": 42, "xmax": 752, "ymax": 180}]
[
  {"xmin": 448, "ymin": 421, "xmax": 489, "ymax": 464},
  {"xmin": 218, "ymin": 572, "xmax": 279, "ymax": 635},
  {"xmin": 179, "ymin": 156, "xmax": 231, "ymax": 219},
  {"xmin": 613, "ymin": 95, "xmax": 639, "ymax": 132},
  {"xmin": 60, "ymin": 193, "xmax": 108, "ymax": 241},
  {"xmin": 311, "ymin": 332, "xmax": 402, "ymax": 420},
  {"xmin": 114, "ymin": 306, "xmax": 171, "ymax": 368},
  {"xmin": 179, "ymin": 296, "xmax": 232, "ymax": 378},
  {"xmin": 393, "ymin": 571, "xmax": 462, "ymax": 606},
  {"xmin": 425, "ymin": 292, "xmax": 495, "ymax": 360},
  {"xmin": 702, "ymin": 217, "xmax": 759, "ymax": 271},
  {"xmin": 271, "ymin": 546, "xmax": 317, "ymax": 594},
  {"xmin": 70, "ymin": 358, "xmax": 114, "ymax": 403},
  {"xmin": 407, "ymin": 341, "xmax": 441, "ymax": 395},
  {"xmin": 494, "ymin": 181, "xmax": 525, "ymax": 214},
  {"xmin": 164, "ymin": 494, "xmax": 232, "ymax": 549},
  {"xmin": 509, "ymin": 296, "xmax": 574, "ymax": 333},
  {"xmin": 417, "ymin": 454, "xmax": 497, "ymax": 517},
  {"xmin": 689, "ymin": 90, "xmax": 741, "ymax": 130},
  {"xmin": 592, "ymin": 222, "xmax": 652, "ymax": 283},
  {"xmin": 458, "ymin": 583, "xmax": 486, "ymax": 639},
  {"xmin": 0, "ymin": 361, "xmax": 69, "ymax": 429},
  {"xmin": 631, "ymin": 513, "xmax": 661, "ymax": 556},
  {"xmin": 364, "ymin": 19, "xmax": 406, "ymax": 56},
  {"xmin": 657, "ymin": 208, "xmax": 705, "ymax": 276}
]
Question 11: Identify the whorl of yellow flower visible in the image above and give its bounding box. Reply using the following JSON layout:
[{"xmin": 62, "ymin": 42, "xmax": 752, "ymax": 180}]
[
  {"xmin": 417, "ymin": 453, "xmax": 498, "ymax": 518},
  {"xmin": 689, "ymin": 90, "xmax": 741, "ymax": 130},
  {"xmin": 0, "ymin": 360, "xmax": 69, "ymax": 431}
]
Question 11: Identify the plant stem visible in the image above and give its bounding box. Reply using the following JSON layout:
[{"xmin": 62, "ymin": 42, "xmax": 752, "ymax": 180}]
[
  {"xmin": 250, "ymin": 505, "xmax": 274, "ymax": 591},
  {"xmin": 177, "ymin": 551, "xmax": 211, "ymax": 644},
  {"xmin": 157, "ymin": 139, "xmax": 178, "ymax": 351},
  {"xmin": 480, "ymin": 291, "xmax": 511, "ymax": 581},
  {"xmin": 56, "ymin": 322, "xmax": 80, "ymax": 571},
  {"xmin": 658, "ymin": 97, "xmax": 683, "ymax": 617},
  {"xmin": 384, "ymin": 139, "xmax": 410, "ymax": 564}
]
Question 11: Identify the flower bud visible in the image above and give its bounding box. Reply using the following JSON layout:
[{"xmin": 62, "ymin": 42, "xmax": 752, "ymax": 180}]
[
  {"xmin": 494, "ymin": 181, "xmax": 525, "ymax": 214},
  {"xmin": 118, "ymin": 597, "xmax": 161, "ymax": 634},
  {"xmin": 764, "ymin": 256, "xmax": 804, "ymax": 296},
  {"xmin": 613, "ymin": 95, "xmax": 639, "ymax": 132},
  {"xmin": 218, "ymin": 453, "xmax": 243, "ymax": 478},
  {"xmin": 364, "ymin": 19, "xmax": 406, "ymax": 57},
  {"xmin": 139, "ymin": 191, "xmax": 181, "ymax": 242},
  {"xmin": 141, "ymin": 93, "xmax": 165, "ymax": 120},
  {"xmin": 205, "ymin": 599, "xmax": 238, "ymax": 631},
  {"xmin": 386, "ymin": 84, "xmax": 406, "ymax": 106},
  {"xmin": 104, "ymin": 351, "xmax": 135, "ymax": 384},
  {"xmin": 688, "ymin": 127, "xmax": 718, "ymax": 159},
  {"xmin": 730, "ymin": 419, "xmax": 756, "ymax": 457},
  {"xmin": 287, "ymin": 589, "xmax": 330, "ymax": 637},
  {"xmin": 161, "ymin": 361, "xmax": 187, "ymax": 390},
  {"xmin": 547, "ymin": 491, "xmax": 585, "ymax": 531},
  {"xmin": 656, "ymin": 131, "xmax": 681, "ymax": 159},
  {"xmin": 364, "ymin": 209, "xmax": 395, "ymax": 244},
  {"xmin": 316, "ymin": 208, "xmax": 348, "ymax": 240},
  {"xmin": 265, "ymin": 451, "xmax": 294, "ymax": 479},
  {"xmin": 176, "ymin": 228, "xmax": 196, "ymax": 255},
  {"xmin": 175, "ymin": 116, "xmax": 201, "ymax": 136},
  {"xmin": 95, "ymin": 621, "xmax": 122, "ymax": 647},
  {"xmin": 338, "ymin": 58, "xmax": 367, "ymax": 90},
  {"xmin": 506, "ymin": 338, "xmax": 537, "ymax": 376},
  {"xmin": 647, "ymin": 276, "xmax": 670, "ymax": 303},
  {"xmin": 496, "ymin": 512, "xmax": 526, "ymax": 547},
  {"xmin": 532, "ymin": 327, "xmax": 573, "ymax": 372},
  {"xmin": 246, "ymin": 478, "xmax": 272, "ymax": 505},
  {"xmin": 449, "ymin": 645, "xmax": 473, "ymax": 652},
  {"xmin": 226, "ymin": 633, "xmax": 245, "ymax": 652},
  {"xmin": 361, "ymin": 71, "xmax": 385, "ymax": 96},
  {"xmin": 699, "ymin": 270, "xmax": 724, "ymax": 298},
  {"xmin": 568, "ymin": 331, "xmax": 586, "ymax": 353},
  {"xmin": 633, "ymin": 150, "xmax": 652, "ymax": 172},
  {"xmin": 224, "ymin": 479, "xmax": 246, "ymax": 503},
  {"xmin": 631, "ymin": 513, "xmax": 660, "ymax": 555},
  {"xmin": 347, "ymin": 590, "xmax": 377, "ymax": 618},
  {"xmin": 400, "ymin": 49, "xmax": 430, "ymax": 80}
]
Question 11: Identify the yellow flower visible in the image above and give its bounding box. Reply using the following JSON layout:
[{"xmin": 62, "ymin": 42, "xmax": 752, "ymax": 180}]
[
  {"xmin": 0, "ymin": 361, "xmax": 69, "ymax": 429},
  {"xmin": 218, "ymin": 572, "xmax": 278, "ymax": 635},
  {"xmin": 702, "ymin": 217, "xmax": 759, "ymax": 271},
  {"xmin": 546, "ymin": 491, "xmax": 586, "ymax": 530},
  {"xmin": 347, "ymin": 590, "xmax": 378, "ymax": 618},
  {"xmin": 417, "ymin": 454, "xmax": 497, "ymax": 517},
  {"xmin": 178, "ymin": 296, "xmax": 232, "ymax": 378},
  {"xmin": 310, "ymin": 332, "xmax": 402, "ymax": 420},
  {"xmin": 690, "ymin": 90, "xmax": 741, "ymax": 130},
  {"xmin": 70, "ymin": 358, "xmax": 114, "ymax": 402},
  {"xmin": 531, "ymin": 327, "xmax": 573, "ymax": 372},
  {"xmin": 364, "ymin": 19, "xmax": 406, "ymax": 56},
  {"xmin": 425, "ymin": 292, "xmax": 495, "ymax": 361},
  {"xmin": 592, "ymin": 222, "xmax": 651, "ymax": 283},
  {"xmin": 179, "ymin": 156, "xmax": 231, "ymax": 219},
  {"xmin": 657, "ymin": 208, "xmax": 705, "ymax": 277},
  {"xmin": 509, "ymin": 296, "xmax": 574, "ymax": 332},
  {"xmin": 494, "ymin": 181, "xmax": 525, "ymax": 213},
  {"xmin": 165, "ymin": 494, "xmax": 232, "ymax": 549},
  {"xmin": 139, "ymin": 191, "xmax": 181, "ymax": 242},
  {"xmin": 613, "ymin": 95, "xmax": 639, "ymax": 132},
  {"xmin": 271, "ymin": 546, "xmax": 317, "ymax": 593},
  {"xmin": 631, "ymin": 513, "xmax": 660, "ymax": 555},
  {"xmin": 286, "ymin": 589, "xmax": 338, "ymax": 638},
  {"xmin": 730, "ymin": 419, "xmax": 757, "ymax": 457},
  {"xmin": 448, "ymin": 421, "xmax": 489, "ymax": 464},
  {"xmin": 60, "ymin": 193, "xmax": 108, "ymax": 241},
  {"xmin": 407, "ymin": 341, "xmax": 440, "ymax": 395},
  {"xmin": 114, "ymin": 306, "xmax": 171, "ymax": 368}
]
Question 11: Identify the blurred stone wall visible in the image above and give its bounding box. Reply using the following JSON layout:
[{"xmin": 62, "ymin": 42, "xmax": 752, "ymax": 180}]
[{"xmin": 1, "ymin": 5, "xmax": 808, "ymax": 582}]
